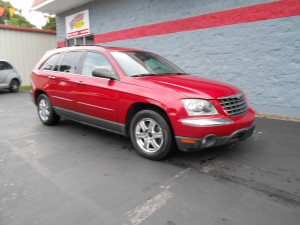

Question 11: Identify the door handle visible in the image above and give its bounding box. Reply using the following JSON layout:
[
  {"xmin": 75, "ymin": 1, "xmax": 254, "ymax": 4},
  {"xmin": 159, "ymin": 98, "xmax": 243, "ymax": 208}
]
[
  {"xmin": 48, "ymin": 76, "xmax": 56, "ymax": 80},
  {"xmin": 76, "ymin": 80, "xmax": 84, "ymax": 85}
]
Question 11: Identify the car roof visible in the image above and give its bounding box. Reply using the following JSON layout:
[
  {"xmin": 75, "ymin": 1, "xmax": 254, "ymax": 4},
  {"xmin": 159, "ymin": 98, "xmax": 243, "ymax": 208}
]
[{"xmin": 54, "ymin": 45, "xmax": 145, "ymax": 53}]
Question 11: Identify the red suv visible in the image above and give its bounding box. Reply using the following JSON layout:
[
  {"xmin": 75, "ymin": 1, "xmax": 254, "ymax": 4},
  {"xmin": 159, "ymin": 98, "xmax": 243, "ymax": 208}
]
[{"xmin": 31, "ymin": 46, "xmax": 255, "ymax": 160}]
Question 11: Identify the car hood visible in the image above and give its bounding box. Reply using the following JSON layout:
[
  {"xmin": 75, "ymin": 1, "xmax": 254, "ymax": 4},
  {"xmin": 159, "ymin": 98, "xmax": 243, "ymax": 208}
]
[{"xmin": 130, "ymin": 74, "xmax": 241, "ymax": 99}]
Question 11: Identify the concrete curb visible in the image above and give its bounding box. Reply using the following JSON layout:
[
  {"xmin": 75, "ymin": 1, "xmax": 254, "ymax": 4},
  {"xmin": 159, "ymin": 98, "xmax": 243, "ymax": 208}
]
[{"xmin": 256, "ymin": 113, "xmax": 300, "ymax": 122}]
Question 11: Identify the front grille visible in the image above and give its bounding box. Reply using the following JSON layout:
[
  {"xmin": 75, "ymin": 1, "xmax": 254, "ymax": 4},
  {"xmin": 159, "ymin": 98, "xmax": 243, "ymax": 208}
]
[{"xmin": 218, "ymin": 93, "xmax": 248, "ymax": 116}]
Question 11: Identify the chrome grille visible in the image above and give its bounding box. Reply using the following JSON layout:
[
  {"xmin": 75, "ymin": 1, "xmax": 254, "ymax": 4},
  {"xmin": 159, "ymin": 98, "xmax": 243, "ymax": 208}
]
[{"xmin": 218, "ymin": 93, "xmax": 248, "ymax": 116}]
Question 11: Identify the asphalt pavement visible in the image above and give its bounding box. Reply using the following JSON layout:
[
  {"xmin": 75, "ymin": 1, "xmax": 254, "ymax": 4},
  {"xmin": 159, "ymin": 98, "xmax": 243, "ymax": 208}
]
[{"xmin": 0, "ymin": 90, "xmax": 299, "ymax": 225}]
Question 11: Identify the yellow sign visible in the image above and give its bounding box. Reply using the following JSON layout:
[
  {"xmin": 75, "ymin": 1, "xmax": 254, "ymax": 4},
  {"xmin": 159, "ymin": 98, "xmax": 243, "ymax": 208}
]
[
  {"xmin": 66, "ymin": 10, "xmax": 90, "ymax": 38},
  {"xmin": 9, "ymin": 8, "xmax": 15, "ymax": 17}
]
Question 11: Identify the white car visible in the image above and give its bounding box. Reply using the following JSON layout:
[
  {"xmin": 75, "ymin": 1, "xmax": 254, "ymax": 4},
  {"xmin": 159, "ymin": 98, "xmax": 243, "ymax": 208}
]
[{"xmin": 0, "ymin": 60, "xmax": 21, "ymax": 92}]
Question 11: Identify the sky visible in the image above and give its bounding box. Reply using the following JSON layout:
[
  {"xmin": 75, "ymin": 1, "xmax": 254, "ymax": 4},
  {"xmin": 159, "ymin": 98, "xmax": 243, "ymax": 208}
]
[{"xmin": 6, "ymin": 0, "xmax": 47, "ymax": 28}]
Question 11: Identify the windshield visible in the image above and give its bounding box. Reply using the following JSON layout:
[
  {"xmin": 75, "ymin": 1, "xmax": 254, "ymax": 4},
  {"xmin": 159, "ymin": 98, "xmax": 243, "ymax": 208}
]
[{"xmin": 111, "ymin": 51, "xmax": 185, "ymax": 77}]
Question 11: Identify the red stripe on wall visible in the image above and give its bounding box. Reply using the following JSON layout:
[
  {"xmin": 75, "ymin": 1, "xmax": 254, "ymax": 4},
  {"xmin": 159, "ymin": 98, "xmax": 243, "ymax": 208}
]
[
  {"xmin": 57, "ymin": 41, "xmax": 66, "ymax": 48},
  {"xmin": 94, "ymin": 0, "xmax": 300, "ymax": 44}
]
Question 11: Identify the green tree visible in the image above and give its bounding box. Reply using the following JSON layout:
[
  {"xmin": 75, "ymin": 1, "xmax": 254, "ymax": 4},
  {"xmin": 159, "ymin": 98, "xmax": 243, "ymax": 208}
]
[
  {"xmin": 0, "ymin": 1, "xmax": 35, "ymax": 28},
  {"xmin": 42, "ymin": 16, "xmax": 56, "ymax": 31},
  {"xmin": 7, "ymin": 14, "xmax": 35, "ymax": 28}
]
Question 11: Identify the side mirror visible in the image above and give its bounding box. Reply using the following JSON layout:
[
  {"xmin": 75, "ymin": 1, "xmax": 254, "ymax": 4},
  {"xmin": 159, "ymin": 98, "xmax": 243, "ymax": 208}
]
[{"xmin": 92, "ymin": 67, "xmax": 118, "ymax": 80}]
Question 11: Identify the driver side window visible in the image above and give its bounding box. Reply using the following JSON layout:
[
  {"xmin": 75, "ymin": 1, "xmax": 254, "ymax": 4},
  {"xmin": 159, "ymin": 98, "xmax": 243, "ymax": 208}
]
[{"xmin": 81, "ymin": 52, "xmax": 115, "ymax": 76}]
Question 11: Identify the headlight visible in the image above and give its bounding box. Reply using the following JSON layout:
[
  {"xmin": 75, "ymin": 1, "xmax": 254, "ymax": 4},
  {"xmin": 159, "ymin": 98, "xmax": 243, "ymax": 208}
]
[{"xmin": 181, "ymin": 99, "xmax": 218, "ymax": 116}]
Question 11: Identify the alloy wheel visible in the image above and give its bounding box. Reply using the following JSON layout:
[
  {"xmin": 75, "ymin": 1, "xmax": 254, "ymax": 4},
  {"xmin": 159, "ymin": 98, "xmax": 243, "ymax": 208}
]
[
  {"xmin": 39, "ymin": 98, "xmax": 50, "ymax": 122},
  {"xmin": 135, "ymin": 118, "xmax": 164, "ymax": 153}
]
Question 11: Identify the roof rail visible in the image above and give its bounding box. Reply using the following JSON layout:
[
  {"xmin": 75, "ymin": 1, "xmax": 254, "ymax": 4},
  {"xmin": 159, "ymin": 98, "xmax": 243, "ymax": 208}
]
[{"xmin": 71, "ymin": 44, "xmax": 105, "ymax": 47}]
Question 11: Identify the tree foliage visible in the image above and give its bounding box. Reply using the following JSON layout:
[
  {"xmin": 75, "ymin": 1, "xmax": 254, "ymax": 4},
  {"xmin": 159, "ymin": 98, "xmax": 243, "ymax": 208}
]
[
  {"xmin": 6, "ymin": 14, "xmax": 35, "ymax": 28},
  {"xmin": 42, "ymin": 16, "xmax": 56, "ymax": 31},
  {"xmin": 0, "ymin": 1, "xmax": 35, "ymax": 28}
]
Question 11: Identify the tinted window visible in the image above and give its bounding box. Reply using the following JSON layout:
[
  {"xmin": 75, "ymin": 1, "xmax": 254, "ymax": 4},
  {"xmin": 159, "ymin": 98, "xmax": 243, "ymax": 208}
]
[
  {"xmin": 0, "ymin": 61, "xmax": 13, "ymax": 71},
  {"xmin": 81, "ymin": 52, "xmax": 115, "ymax": 76},
  {"xmin": 40, "ymin": 53, "xmax": 60, "ymax": 71},
  {"xmin": 59, "ymin": 51, "xmax": 82, "ymax": 73}
]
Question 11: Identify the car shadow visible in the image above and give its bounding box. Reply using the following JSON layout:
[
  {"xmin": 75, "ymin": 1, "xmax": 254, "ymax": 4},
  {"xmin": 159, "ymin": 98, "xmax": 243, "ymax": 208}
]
[
  {"xmin": 0, "ymin": 90, "xmax": 9, "ymax": 94},
  {"xmin": 56, "ymin": 118, "xmax": 243, "ymax": 168}
]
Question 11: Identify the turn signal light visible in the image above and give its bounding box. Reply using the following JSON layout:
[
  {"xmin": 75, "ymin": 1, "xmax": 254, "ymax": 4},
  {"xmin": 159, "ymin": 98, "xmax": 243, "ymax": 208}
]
[{"xmin": 180, "ymin": 139, "xmax": 196, "ymax": 144}]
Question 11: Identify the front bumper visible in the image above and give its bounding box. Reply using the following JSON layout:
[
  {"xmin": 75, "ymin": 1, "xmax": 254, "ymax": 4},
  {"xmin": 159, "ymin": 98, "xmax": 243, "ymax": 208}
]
[{"xmin": 175, "ymin": 124, "xmax": 255, "ymax": 152}]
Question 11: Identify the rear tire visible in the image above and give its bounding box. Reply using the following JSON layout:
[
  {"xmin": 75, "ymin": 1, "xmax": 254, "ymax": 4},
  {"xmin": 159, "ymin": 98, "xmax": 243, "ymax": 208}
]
[
  {"xmin": 9, "ymin": 79, "xmax": 20, "ymax": 93},
  {"xmin": 37, "ymin": 94, "xmax": 60, "ymax": 126},
  {"xmin": 129, "ymin": 110, "xmax": 173, "ymax": 160}
]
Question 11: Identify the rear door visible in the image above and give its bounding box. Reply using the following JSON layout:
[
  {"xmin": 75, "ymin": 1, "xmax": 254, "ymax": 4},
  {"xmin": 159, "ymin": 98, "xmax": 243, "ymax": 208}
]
[
  {"xmin": 48, "ymin": 51, "xmax": 84, "ymax": 112},
  {"xmin": 36, "ymin": 53, "xmax": 61, "ymax": 93}
]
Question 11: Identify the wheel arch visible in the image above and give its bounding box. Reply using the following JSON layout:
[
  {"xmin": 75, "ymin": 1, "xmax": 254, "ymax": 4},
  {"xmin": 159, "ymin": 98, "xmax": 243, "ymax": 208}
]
[
  {"xmin": 34, "ymin": 90, "xmax": 48, "ymax": 105},
  {"xmin": 10, "ymin": 77, "xmax": 20, "ymax": 84},
  {"xmin": 125, "ymin": 102, "xmax": 174, "ymax": 137}
]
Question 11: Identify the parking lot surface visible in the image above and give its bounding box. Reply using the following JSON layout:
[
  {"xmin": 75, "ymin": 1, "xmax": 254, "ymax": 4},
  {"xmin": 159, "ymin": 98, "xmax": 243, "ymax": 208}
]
[{"xmin": 0, "ymin": 91, "xmax": 299, "ymax": 225}]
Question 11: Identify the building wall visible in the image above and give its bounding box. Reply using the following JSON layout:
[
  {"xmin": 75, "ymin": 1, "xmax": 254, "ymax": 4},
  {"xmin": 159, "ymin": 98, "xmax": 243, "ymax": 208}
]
[
  {"xmin": 56, "ymin": 0, "xmax": 300, "ymax": 117},
  {"xmin": 0, "ymin": 27, "xmax": 56, "ymax": 85}
]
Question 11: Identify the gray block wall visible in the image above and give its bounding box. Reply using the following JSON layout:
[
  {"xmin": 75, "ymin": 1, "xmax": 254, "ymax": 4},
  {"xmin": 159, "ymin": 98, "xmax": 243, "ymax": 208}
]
[{"xmin": 57, "ymin": 0, "xmax": 300, "ymax": 117}]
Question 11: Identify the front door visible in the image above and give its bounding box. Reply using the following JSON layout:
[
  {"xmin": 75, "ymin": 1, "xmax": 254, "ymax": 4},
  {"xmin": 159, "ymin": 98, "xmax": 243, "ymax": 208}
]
[{"xmin": 74, "ymin": 51, "xmax": 120, "ymax": 132}]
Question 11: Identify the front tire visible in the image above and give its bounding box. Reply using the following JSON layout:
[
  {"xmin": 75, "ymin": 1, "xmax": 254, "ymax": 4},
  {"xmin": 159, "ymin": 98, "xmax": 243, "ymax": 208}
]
[
  {"xmin": 129, "ymin": 110, "xmax": 173, "ymax": 160},
  {"xmin": 37, "ymin": 94, "xmax": 60, "ymax": 126}
]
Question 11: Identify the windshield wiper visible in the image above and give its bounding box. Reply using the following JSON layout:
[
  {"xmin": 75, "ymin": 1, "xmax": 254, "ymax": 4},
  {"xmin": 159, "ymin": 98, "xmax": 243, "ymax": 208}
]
[
  {"xmin": 131, "ymin": 72, "xmax": 186, "ymax": 77},
  {"xmin": 162, "ymin": 72, "xmax": 186, "ymax": 75},
  {"xmin": 131, "ymin": 73, "xmax": 157, "ymax": 77}
]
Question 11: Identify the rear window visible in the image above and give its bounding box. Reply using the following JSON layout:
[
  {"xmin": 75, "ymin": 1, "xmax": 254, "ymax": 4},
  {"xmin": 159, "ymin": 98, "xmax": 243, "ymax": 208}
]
[
  {"xmin": 40, "ymin": 53, "xmax": 61, "ymax": 71},
  {"xmin": 0, "ymin": 61, "xmax": 13, "ymax": 71}
]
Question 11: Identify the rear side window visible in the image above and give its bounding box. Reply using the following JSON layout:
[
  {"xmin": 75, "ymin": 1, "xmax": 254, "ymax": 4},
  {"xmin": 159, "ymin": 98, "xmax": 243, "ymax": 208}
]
[
  {"xmin": 59, "ymin": 51, "xmax": 82, "ymax": 73},
  {"xmin": 40, "ymin": 53, "xmax": 60, "ymax": 71},
  {"xmin": 0, "ymin": 61, "xmax": 13, "ymax": 71}
]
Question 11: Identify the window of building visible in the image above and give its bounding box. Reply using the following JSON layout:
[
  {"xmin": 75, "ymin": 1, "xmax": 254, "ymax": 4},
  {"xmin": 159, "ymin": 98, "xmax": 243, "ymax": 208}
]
[{"xmin": 66, "ymin": 35, "xmax": 94, "ymax": 47}]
